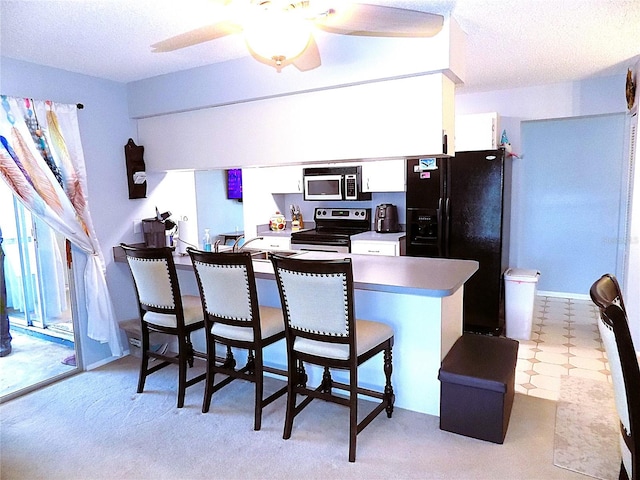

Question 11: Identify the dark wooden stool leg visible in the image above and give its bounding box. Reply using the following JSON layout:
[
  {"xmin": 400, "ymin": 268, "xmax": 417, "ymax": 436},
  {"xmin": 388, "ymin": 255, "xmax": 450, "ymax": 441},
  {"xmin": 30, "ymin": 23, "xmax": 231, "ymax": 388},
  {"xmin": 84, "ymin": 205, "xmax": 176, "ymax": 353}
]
[
  {"xmin": 384, "ymin": 345, "xmax": 394, "ymax": 418},
  {"xmin": 223, "ymin": 345, "xmax": 236, "ymax": 369},
  {"xmin": 177, "ymin": 339, "xmax": 187, "ymax": 408},
  {"xmin": 137, "ymin": 322, "xmax": 150, "ymax": 394},
  {"xmin": 321, "ymin": 366, "xmax": 332, "ymax": 393}
]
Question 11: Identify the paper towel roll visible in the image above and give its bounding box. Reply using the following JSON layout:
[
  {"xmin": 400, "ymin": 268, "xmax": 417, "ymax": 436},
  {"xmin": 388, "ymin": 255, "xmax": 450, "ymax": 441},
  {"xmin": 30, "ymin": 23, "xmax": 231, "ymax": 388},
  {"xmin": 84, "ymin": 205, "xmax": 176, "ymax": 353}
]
[{"xmin": 177, "ymin": 220, "xmax": 197, "ymax": 255}]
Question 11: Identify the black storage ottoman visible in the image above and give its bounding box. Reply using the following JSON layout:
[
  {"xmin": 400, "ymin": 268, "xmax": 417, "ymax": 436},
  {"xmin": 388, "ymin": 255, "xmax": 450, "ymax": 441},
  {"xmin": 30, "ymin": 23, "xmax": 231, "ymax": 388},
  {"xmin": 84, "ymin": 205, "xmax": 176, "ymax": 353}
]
[{"xmin": 438, "ymin": 333, "xmax": 519, "ymax": 444}]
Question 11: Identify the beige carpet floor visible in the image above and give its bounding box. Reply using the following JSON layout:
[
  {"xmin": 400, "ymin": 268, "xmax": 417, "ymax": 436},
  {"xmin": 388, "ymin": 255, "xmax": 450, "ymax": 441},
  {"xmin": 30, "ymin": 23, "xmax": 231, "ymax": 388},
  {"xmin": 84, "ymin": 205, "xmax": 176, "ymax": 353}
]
[{"xmin": 1, "ymin": 355, "xmax": 592, "ymax": 480}]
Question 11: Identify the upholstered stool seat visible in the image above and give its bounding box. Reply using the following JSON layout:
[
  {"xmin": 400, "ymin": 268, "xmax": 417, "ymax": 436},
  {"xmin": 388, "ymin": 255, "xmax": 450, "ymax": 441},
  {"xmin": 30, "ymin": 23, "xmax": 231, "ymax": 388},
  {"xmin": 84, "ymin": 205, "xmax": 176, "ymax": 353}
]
[
  {"xmin": 294, "ymin": 319, "xmax": 394, "ymax": 360},
  {"xmin": 212, "ymin": 305, "xmax": 284, "ymax": 343},
  {"xmin": 143, "ymin": 295, "xmax": 203, "ymax": 328},
  {"xmin": 438, "ymin": 333, "xmax": 518, "ymax": 444}
]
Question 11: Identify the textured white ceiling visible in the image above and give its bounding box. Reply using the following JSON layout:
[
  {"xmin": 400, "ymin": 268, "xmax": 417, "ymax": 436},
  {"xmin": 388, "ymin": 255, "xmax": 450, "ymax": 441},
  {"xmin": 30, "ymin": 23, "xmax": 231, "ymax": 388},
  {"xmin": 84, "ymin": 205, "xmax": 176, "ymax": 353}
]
[{"xmin": 1, "ymin": 0, "xmax": 638, "ymax": 92}]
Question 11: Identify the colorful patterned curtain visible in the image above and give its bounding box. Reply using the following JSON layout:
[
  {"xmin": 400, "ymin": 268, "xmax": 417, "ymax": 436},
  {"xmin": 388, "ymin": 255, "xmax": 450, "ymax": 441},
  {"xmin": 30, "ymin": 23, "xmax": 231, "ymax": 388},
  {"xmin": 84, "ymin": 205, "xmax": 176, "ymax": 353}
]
[{"xmin": 0, "ymin": 96, "xmax": 123, "ymax": 357}]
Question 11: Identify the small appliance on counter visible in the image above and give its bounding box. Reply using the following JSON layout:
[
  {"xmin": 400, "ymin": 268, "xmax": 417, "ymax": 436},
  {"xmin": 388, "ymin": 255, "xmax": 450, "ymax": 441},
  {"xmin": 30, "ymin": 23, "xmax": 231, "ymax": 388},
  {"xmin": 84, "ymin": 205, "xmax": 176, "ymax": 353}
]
[
  {"xmin": 142, "ymin": 208, "xmax": 176, "ymax": 248},
  {"xmin": 375, "ymin": 204, "xmax": 400, "ymax": 233}
]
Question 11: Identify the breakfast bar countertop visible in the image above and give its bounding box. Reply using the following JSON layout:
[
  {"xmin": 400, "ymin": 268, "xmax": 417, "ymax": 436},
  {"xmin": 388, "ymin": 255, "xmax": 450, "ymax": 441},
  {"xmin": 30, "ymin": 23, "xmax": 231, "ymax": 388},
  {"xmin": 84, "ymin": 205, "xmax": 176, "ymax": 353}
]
[
  {"xmin": 113, "ymin": 246, "xmax": 477, "ymax": 299},
  {"xmin": 256, "ymin": 251, "xmax": 477, "ymax": 298}
]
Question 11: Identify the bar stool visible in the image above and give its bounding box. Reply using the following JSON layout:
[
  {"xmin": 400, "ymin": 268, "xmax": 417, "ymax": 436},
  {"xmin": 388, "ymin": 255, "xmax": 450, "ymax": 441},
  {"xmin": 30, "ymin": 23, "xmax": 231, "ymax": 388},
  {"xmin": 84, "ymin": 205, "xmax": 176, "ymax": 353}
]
[
  {"xmin": 270, "ymin": 254, "xmax": 395, "ymax": 462},
  {"xmin": 188, "ymin": 248, "xmax": 287, "ymax": 430},
  {"xmin": 120, "ymin": 244, "xmax": 206, "ymax": 408}
]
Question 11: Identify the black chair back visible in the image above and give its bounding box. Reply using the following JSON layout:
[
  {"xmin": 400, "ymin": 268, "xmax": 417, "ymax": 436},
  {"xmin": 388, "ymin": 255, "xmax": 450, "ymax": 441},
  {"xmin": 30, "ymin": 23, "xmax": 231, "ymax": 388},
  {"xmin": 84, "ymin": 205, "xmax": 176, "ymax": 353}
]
[{"xmin": 590, "ymin": 274, "xmax": 639, "ymax": 480}]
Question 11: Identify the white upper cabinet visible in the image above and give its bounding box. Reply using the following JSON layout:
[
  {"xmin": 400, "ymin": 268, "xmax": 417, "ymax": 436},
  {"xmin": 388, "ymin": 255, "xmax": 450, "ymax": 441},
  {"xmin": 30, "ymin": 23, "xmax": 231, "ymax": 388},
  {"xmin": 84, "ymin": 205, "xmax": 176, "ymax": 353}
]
[
  {"xmin": 362, "ymin": 159, "xmax": 406, "ymax": 192},
  {"xmin": 138, "ymin": 74, "xmax": 456, "ymax": 172},
  {"xmin": 455, "ymin": 113, "xmax": 500, "ymax": 152},
  {"xmin": 266, "ymin": 165, "xmax": 303, "ymax": 194}
]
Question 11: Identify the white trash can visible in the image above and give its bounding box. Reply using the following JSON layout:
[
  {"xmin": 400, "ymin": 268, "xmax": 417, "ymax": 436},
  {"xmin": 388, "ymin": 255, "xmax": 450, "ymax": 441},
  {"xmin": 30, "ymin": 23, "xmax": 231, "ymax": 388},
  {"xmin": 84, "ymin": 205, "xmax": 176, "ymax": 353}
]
[{"xmin": 504, "ymin": 268, "xmax": 540, "ymax": 341}]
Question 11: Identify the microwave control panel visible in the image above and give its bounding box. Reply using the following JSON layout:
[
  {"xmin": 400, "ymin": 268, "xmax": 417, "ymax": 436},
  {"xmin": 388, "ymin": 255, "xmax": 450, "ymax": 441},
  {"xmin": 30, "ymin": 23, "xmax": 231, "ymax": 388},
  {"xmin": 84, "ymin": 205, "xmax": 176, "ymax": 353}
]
[{"xmin": 344, "ymin": 174, "xmax": 357, "ymax": 200}]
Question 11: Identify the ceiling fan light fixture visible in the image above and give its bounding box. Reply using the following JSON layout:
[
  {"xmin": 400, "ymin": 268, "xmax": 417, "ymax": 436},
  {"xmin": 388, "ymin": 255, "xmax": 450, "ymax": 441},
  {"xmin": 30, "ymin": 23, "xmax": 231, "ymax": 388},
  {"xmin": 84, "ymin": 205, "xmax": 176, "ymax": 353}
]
[{"xmin": 243, "ymin": 8, "xmax": 312, "ymax": 70}]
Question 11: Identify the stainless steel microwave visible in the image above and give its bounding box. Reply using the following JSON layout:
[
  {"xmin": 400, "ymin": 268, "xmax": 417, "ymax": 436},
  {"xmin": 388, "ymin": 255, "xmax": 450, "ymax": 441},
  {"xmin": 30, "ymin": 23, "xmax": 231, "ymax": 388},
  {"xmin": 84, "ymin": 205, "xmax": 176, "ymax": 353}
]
[{"xmin": 302, "ymin": 166, "xmax": 371, "ymax": 201}]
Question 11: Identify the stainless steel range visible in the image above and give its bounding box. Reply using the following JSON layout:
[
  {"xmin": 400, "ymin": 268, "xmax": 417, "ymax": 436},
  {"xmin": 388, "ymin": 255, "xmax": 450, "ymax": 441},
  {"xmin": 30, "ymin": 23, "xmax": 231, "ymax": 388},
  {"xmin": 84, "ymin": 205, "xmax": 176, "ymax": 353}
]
[{"xmin": 290, "ymin": 207, "xmax": 371, "ymax": 253}]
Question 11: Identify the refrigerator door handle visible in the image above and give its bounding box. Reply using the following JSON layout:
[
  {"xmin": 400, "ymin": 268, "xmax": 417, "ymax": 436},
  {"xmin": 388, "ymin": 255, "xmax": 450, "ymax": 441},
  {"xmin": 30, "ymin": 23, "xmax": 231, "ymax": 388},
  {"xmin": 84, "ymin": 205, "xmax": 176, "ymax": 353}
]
[
  {"xmin": 444, "ymin": 198, "xmax": 451, "ymax": 258},
  {"xmin": 438, "ymin": 197, "xmax": 444, "ymax": 257}
]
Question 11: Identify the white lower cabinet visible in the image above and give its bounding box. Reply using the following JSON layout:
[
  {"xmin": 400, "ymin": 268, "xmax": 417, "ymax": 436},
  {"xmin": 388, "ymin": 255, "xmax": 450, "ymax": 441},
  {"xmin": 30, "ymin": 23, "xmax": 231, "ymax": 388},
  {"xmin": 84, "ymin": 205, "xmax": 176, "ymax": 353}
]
[
  {"xmin": 250, "ymin": 235, "xmax": 291, "ymax": 251},
  {"xmin": 351, "ymin": 239, "xmax": 404, "ymax": 256}
]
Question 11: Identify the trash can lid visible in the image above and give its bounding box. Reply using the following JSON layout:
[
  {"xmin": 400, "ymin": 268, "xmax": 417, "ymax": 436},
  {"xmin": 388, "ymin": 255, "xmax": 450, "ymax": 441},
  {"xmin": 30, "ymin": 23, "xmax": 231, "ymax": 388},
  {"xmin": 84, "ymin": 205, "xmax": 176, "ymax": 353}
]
[{"xmin": 504, "ymin": 268, "xmax": 540, "ymax": 282}]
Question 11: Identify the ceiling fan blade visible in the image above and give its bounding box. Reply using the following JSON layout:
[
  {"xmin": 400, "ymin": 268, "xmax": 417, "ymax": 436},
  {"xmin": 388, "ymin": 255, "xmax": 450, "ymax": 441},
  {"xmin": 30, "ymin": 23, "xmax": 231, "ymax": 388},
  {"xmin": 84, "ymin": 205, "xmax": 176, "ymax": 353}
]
[
  {"xmin": 151, "ymin": 22, "xmax": 242, "ymax": 53},
  {"xmin": 315, "ymin": 3, "xmax": 444, "ymax": 38},
  {"xmin": 293, "ymin": 35, "xmax": 321, "ymax": 72}
]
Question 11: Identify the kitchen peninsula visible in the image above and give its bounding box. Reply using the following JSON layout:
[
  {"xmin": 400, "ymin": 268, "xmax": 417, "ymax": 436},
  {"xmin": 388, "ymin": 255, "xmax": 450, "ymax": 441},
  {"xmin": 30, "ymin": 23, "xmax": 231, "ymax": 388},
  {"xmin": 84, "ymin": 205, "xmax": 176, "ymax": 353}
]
[{"xmin": 114, "ymin": 249, "xmax": 478, "ymax": 416}]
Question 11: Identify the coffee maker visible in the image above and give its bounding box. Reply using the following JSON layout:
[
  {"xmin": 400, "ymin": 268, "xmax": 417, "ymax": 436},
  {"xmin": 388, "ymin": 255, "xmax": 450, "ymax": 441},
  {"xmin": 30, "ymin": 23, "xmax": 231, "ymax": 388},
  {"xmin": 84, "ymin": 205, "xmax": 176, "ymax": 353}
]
[{"xmin": 142, "ymin": 209, "xmax": 175, "ymax": 248}]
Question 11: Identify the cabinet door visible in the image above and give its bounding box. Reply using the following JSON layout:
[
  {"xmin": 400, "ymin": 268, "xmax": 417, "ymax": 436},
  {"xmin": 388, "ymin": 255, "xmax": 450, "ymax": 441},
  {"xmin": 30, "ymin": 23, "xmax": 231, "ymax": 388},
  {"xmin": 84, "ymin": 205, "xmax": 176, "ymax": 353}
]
[
  {"xmin": 268, "ymin": 166, "xmax": 303, "ymax": 193},
  {"xmin": 351, "ymin": 240, "xmax": 398, "ymax": 256},
  {"xmin": 250, "ymin": 236, "xmax": 291, "ymax": 251},
  {"xmin": 455, "ymin": 113, "xmax": 500, "ymax": 152},
  {"xmin": 362, "ymin": 159, "xmax": 406, "ymax": 192}
]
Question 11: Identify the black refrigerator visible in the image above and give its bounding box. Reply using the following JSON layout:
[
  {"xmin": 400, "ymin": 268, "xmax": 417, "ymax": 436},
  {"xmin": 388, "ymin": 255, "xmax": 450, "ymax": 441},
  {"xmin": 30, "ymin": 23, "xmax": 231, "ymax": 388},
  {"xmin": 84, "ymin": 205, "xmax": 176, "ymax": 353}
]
[{"xmin": 406, "ymin": 149, "xmax": 512, "ymax": 334}]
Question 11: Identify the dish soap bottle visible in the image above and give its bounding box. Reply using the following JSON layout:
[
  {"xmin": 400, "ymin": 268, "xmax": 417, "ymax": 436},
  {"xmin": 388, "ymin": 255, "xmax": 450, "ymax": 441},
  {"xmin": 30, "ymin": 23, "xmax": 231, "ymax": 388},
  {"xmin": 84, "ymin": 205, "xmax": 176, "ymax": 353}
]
[{"xmin": 203, "ymin": 228, "xmax": 212, "ymax": 251}]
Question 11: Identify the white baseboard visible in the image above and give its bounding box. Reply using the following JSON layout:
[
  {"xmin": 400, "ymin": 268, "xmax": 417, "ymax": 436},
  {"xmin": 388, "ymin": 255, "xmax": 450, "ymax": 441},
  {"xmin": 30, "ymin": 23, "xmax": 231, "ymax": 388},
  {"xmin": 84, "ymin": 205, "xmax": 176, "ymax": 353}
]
[
  {"xmin": 85, "ymin": 355, "xmax": 123, "ymax": 371},
  {"xmin": 537, "ymin": 290, "xmax": 592, "ymax": 301}
]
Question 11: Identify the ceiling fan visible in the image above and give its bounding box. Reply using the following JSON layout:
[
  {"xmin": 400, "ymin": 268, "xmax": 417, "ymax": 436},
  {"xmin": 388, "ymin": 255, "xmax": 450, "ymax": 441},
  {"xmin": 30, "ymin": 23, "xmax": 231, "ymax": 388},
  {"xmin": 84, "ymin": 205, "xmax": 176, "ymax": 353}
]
[{"xmin": 151, "ymin": 1, "xmax": 444, "ymax": 72}]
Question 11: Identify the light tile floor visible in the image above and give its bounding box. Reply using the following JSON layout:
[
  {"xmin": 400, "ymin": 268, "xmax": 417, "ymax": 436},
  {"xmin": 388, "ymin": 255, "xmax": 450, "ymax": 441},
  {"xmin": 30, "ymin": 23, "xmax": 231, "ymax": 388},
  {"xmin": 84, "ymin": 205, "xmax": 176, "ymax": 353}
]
[{"xmin": 515, "ymin": 295, "xmax": 610, "ymax": 401}]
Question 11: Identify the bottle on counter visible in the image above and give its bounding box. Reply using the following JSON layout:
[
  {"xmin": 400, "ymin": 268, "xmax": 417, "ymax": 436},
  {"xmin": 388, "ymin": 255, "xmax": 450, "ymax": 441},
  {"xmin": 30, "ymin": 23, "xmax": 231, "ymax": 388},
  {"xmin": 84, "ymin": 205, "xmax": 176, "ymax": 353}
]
[{"xmin": 203, "ymin": 228, "xmax": 212, "ymax": 251}]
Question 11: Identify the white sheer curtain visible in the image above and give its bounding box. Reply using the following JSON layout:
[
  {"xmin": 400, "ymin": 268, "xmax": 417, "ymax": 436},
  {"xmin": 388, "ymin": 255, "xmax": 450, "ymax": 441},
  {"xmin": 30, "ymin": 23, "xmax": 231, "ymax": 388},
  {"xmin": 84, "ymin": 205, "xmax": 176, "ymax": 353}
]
[{"xmin": 0, "ymin": 95, "xmax": 123, "ymax": 356}]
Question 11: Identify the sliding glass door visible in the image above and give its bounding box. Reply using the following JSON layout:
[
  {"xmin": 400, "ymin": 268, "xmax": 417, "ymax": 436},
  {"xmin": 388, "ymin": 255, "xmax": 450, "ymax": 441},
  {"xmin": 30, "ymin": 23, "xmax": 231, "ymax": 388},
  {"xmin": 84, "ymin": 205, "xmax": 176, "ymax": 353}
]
[
  {"xmin": 3, "ymin": 196, "xmax": 70, "ymax": 331},
  {"xmin": 1, "ymin": 180, "xmax": 77, "ymax": 400}
]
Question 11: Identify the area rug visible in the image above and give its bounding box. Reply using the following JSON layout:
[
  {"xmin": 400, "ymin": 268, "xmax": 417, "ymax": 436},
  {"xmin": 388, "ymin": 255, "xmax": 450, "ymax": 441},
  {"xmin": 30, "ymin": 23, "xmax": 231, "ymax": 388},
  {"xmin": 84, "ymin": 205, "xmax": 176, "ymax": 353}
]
[{"xmin": 554, "ymin": 375, "xmax": 619, "ymax": 480}]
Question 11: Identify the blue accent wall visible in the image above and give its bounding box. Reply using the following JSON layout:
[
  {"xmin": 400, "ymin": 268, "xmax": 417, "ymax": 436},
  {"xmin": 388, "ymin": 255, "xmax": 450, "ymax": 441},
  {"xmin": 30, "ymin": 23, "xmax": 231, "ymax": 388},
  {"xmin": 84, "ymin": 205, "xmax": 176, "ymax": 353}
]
[{"xmin": 518, "ymin": 114, "xmax": 626, "ymax": 293}]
